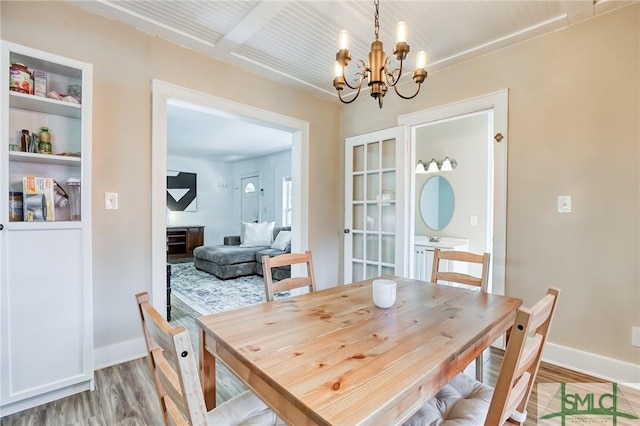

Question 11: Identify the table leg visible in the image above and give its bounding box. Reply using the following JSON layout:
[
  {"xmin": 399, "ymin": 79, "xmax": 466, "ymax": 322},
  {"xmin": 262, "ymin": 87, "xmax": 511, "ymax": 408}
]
[{"xmin": 199, "ymin": 329, "xmax": 216, "ymax": 410}]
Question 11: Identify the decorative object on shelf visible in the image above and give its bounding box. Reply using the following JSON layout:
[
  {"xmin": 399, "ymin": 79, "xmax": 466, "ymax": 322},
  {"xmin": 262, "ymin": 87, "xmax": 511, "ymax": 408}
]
[
  {"xmin": 332, "ymin": 0, "xmax": 428, "ymax": 108},
  {"xmin": 23, "ymin": 176, "xmax": 55, "ymax": 222},
  {"xmin": 53, "ymin": 180, "xmax": 69, "ymax": 208},
  {"xmin": 415, "ymin": 157, "xmax": 458, "ymax": 173},
  {"xmin": 67, "ymin": 84, "xmax": 81, "ymax": 103},
  {"xmin": 20, "ymin": 129, "xmax": 30, "ymax": 152},
  {"xmin": 46, "ymin": 90, "xmax": 80, "ymax": 103},
  {"xmin": 38, "ymin": 127, "xmax": 52, "ymax": 154},
  {"xmin": 8, "ymin": 191, "xmax": 23, "ymax": 222},
  {"xmin": 29, "ymin": 132, "xmax": 39, "ymax": 152},
  {"xmin": 66, "ymin": 178, "xmax": 81, "ymax": 221},
  {"xmin": 167, "ymin": 170, "xmax": 197, "ymax": 212},
  {"xmin": 33, "ymin": 70, "xmax": 47, "ymax": 97},
  {"xmin": 9, "ymin": 62, "xmax": 32, "ymax": 94}
]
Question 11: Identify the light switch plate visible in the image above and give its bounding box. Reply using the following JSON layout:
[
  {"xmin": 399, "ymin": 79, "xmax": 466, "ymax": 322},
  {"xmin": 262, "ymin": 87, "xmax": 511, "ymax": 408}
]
[
  {"xmin": 558, "ymin": 195, "xmax": 571, "ymax": 213},
  {"xmin": 469, "ymin": 215, "xmax": 478, "ymax": 226},
  {"xmin": 105, "ymin": 192, "xmax": 118, "ymax": 210}
]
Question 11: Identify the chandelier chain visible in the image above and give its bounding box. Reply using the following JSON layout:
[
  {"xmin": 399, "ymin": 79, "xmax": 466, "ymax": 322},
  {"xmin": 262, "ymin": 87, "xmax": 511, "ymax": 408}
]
[{"xmin": 374, "ymin": 0, "xmax": 380, "ymax": 40}]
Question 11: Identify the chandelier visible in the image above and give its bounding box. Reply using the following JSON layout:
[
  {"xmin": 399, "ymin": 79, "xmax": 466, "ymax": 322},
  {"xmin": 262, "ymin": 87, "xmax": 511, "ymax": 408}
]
[{"xmin": 332, "ymin": 0, "xmax": 428, "ymax": 108}]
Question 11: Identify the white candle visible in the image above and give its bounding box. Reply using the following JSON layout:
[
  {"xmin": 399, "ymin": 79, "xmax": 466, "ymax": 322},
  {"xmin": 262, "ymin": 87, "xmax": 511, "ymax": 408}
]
[{"xmin": 372, "ymin": 279, "xmax": 396, "ymax": 308}]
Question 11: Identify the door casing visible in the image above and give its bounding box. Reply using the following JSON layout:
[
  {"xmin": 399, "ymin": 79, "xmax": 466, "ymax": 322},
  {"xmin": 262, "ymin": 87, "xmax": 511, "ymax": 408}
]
[{"xmin": 398, "ymin": 89, "xmax": 508, "ymax": 295}]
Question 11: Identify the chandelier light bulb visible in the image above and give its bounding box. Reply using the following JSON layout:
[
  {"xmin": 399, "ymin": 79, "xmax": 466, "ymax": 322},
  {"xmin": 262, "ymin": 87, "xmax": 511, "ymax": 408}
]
[
  {"xmin": 416, "ymin": 50, "xmax": 427, "ymax": 70},
  {"xmin": 334, "ymin": 62, "xmax": 343, "ymax": 78},
  {"xmin": 395, "ymin": 21, "xmax": 408, "ymax": 44},
  {"xmin": 339, "ymin": 30, "xmax": 350, "ymax": 50}
]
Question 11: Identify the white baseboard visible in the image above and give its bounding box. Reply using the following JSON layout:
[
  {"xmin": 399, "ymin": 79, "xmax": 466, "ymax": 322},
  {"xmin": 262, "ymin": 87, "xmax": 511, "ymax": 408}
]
[
  {"xmin": 0, "ymin": 381, "xmax": 92, "ymax": 417},
  {"xmin": 543, "ymin": 342, "xmax": 640, "ymax": 383},
  {"xmin": 93, "ymin": 337, "xmax": 147, "ymax": 370}
]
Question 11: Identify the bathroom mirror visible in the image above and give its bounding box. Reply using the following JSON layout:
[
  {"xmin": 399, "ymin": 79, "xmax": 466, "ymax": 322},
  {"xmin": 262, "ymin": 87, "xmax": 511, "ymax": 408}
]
[{"xmin": 419, "ymin": 176, "xmax": 455, "ymax": 230}]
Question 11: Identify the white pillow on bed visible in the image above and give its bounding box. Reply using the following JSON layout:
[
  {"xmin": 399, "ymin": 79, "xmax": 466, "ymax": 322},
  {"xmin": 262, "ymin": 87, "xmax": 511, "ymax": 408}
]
[
  {"xmin": 241, "ymin": 221, "xmax": 275, "ymax": 247},
  {"xmin": 271, "ymin": 231, "xmax": 291, "ymax": 251}
]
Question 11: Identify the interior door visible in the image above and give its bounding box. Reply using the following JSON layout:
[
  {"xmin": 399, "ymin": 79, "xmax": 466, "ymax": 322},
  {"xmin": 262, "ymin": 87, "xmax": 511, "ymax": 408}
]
[
  {"xmin": 344, "ymin": 127, "xmax": 406, "ymax": 283},
  {"xmin": 241, "ymin": 175, "xmax": 260, "ymax": 223}
]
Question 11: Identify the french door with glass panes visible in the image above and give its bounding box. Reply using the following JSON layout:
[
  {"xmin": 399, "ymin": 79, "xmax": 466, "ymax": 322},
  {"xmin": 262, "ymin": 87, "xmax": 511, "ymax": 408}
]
[{"xmin": 344, "ymin": 127, "xmax": 406, "ymax": 283}]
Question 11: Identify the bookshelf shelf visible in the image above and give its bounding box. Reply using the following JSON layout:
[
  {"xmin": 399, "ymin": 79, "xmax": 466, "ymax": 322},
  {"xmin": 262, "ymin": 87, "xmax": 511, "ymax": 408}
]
[{"xmin": 9, "ymin": 151, "xmax": 81, "ymax": 166}]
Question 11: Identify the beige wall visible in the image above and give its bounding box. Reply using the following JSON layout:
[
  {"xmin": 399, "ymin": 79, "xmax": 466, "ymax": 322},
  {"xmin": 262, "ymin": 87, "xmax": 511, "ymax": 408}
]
[
  {"xmin": 2, "ymin": 1, "xmax": 638, "ymax": 371},
  {"xmin": 341, "ymin": 5, "xmax": 640, "ymax": 365},
  {"xmin": 1, "ymin": 2, "xmax": 341, "ymax": 352}
]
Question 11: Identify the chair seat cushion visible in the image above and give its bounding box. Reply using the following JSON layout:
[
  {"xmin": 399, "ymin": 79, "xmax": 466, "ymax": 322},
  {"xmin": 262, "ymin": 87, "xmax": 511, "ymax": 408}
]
[
  {"xmin": 207, "ymin": 391, "xmax": 286, "ymax": 425},
  {"xmin": 404, "ymin": 373, "xmax": 493, "ymax": 426}
]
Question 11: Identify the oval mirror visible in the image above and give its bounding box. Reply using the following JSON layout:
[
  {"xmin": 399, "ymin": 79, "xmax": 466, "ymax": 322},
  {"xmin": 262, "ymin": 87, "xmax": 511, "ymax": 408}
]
[{"xmin": 419, "ymin": 176, "xmax": 455, "ymax": 230}]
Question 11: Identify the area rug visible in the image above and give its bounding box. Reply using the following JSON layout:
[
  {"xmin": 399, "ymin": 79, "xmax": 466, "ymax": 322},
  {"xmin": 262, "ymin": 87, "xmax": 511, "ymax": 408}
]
[{"xmin": 169, "ymin": 262, "xmax": 288, "ymax": 315}]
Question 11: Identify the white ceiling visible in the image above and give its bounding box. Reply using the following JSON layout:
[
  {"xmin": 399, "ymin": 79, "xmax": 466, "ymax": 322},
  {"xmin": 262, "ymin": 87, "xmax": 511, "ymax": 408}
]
[
  {"xmin": 166, "ymin": 99, "xmax": 292, "ymax": 162},
  {"xmin": 72, "ymin": 0, "xmax": 633, "ymax": 160}
]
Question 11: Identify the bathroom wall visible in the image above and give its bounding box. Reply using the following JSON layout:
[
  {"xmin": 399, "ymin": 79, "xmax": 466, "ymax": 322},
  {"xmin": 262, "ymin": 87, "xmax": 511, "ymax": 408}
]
[{"xmin": 414, "ymin": 113, "xmax": 489, "ymax": 256}]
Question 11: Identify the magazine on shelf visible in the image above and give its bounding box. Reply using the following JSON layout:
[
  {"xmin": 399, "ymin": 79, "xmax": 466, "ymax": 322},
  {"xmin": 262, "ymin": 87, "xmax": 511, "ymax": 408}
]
[{"xmin": 23, "ymin": 176, "xmax": 55, "ymax": 221}]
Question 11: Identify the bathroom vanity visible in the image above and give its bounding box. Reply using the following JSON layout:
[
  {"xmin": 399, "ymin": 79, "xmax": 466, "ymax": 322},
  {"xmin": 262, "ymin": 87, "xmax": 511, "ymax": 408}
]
[{"xmin": 413, "ymin": 236, "xmax": 469, "ymax": 282}]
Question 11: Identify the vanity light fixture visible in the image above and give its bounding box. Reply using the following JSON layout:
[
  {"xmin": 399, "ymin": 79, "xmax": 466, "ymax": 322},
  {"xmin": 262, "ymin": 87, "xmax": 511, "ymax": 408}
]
[
  {"xmin": 415, "ymin": 157, "xmax": 458, "ymax": 173},
  {"xmin": 440, "ymin": 157, "xmax": 456, "ymax": 172}
]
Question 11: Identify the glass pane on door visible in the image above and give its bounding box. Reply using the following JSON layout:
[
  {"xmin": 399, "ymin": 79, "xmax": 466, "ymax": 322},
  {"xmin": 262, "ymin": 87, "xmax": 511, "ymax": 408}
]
[{"xmin": 345, "ymin": 128, "xmax": 404, "ymax": 284}]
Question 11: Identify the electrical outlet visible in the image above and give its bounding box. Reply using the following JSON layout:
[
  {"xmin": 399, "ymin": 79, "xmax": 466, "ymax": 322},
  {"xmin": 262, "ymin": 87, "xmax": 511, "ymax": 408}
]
[{"xmin": 632, "ymin": 327, "xmax": 640, "ymax": 348}]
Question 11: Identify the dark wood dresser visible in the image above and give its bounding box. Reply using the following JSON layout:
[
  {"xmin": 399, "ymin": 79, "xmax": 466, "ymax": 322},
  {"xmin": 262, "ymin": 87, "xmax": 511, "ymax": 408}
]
[{"xmin": 166, "ymin": 226, "xmax": 205, "ymax": 258}]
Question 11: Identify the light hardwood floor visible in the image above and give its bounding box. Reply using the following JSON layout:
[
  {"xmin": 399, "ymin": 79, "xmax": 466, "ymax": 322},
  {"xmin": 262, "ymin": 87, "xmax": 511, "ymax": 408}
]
[{"xmin": 1, "ymin": 294, "xmax": 606, "ymax": 426}]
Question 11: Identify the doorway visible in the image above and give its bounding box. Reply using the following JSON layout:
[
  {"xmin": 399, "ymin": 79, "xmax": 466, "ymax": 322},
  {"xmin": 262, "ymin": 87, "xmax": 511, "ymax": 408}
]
[
  {"xmin": 240, "ymin": 174, "xmax": 260, "ymax": 223},
  {"xmin": 150, "ymin": 80, "xmax": 310, "ymax": 312},
  {"xmin": 399, "ymin": 90, "xmax": 508, "ymax": 295}
]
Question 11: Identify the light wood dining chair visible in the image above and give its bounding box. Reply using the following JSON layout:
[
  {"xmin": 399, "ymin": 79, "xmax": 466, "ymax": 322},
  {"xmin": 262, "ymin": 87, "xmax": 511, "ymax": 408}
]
[
  {"xmin": 262, "ymin": 250, "xmax": 316, "ymax": 302},
  {"xmin": 431, "ymin": 248, "xmax": 491, "ymax": 292},
  {"xmin": 431, "ymin": 248, "xmax": 491, "ymax": 381},
  {"xmin": 404, "ymin": 287, "xmax": 560, "ymax": 426},
  {"xmin": 135, "ymin": 292, "xmax": 283, "ymax": 425}
]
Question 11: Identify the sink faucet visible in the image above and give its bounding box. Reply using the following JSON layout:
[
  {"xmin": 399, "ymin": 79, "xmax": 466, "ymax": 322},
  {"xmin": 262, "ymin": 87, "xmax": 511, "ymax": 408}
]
[{"xmin": 428, "ymin": 236, "xmax": 441, "ymax": 243}]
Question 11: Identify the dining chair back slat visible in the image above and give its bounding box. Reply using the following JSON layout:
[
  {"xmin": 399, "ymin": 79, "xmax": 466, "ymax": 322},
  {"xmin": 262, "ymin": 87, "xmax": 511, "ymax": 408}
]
[
  {"xmin": 137, "ymin": 292, "xmax": 208, "ymax": 425},
  {"xmin": 430, "ymin": 249, "xmax": 490, "ymax": 292},
  {"xmin": 263, "ymin": 250, "xmax": 316, "ymax": 302},
  {"xmin": 486, "ymin": 287, "xmax": 560, "ymax": 425}
]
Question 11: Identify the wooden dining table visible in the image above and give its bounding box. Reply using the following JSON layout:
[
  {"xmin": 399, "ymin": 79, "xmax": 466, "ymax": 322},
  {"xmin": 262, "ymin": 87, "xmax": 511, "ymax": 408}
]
[{"xmin": 197, "ymin": 276, "xmax": 522, "ymax": 425}]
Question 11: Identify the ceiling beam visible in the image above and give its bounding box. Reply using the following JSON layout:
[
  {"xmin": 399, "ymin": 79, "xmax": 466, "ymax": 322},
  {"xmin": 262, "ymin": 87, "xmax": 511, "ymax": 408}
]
[
  {"xmin": 561, "ymin": 0, "xmax": 595, "ymax": 24},
  {"xmin": 214, "ymin": 1, "xmax": 289, "ymax": 54}
]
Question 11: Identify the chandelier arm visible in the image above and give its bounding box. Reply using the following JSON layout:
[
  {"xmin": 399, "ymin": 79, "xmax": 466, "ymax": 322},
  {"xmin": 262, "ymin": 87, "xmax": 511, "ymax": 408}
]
[
  {"xmin": 342, "ymin": 60, "xmax": 368, "ymax": 91},
  {"xmin": 385, "ymin": 57, "xmax": 405, "ymax": 87},
  {"xmin": 337, "ymin": 84, "xmax": 364, "ymax": 104},
  {"xmin": 393, "ymin": 82, "xmax": 421, "ymax": 100}
]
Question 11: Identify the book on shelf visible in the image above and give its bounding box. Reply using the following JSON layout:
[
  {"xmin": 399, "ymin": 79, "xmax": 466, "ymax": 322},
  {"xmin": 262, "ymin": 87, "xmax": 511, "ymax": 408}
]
[{"xmin": 23, "ymin": 176, "xmax": 55, "ymax": 221}]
